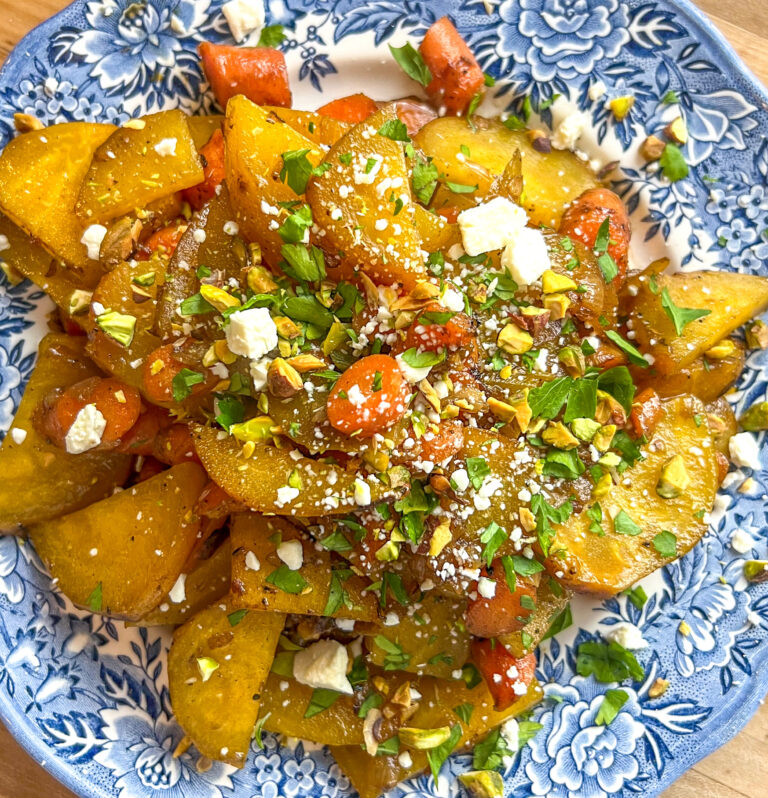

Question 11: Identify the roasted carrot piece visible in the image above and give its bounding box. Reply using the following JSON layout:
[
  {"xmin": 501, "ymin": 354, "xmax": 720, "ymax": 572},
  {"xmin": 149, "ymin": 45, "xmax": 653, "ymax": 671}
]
[
  {"xmin": 466, "ymin": 567, "xmax": 538, "ymax": 638},
  {"xmin": 326, "ymin": 354, "xmax": 409, "ymax": 437},
  {"xmin": 559, "ymin": 188, "xmax": 631, "ymax": 283},
  {"xmin": 153, "ymin": 423, "xmax": 200, "ymax": 465},
  {"xmin": 37, "ymin": 376, "xmax": 142, "ymax": 449},
  {"xmin": 318, "ymin": 93, "xmax": 377, "ymax": 123},
  {"xmin": 471, "ymin": 639, "xmax": 537, "ymax": 711},
  {"xmin": 199, "ymin": 43, "xmax": 292, "ymax": 109},
  {"xmin": 436, "ymin": 206, "xmax": 461, "ymax": 224},
  {"xmin": 396, "ymin": 98, "xmax": 437, "ymax": 136},
  {"xmin": 182, "ymin": 128, "xmax": 225, "ymax": 210},
  {"xmin": 142, "ymin": 344, "xmax": 214, "ymax": 405},
  {"xmin": 135, "ymin": 456, "xmax": 166, "ymax": 483},
  {"xmin": 403, "ymin": 302, "xmax": 475, "ymax": 353},
  {"xmin": 419, "ymin": 17, "xmax": 485, "ymax": 115},
  {"xmin": 116, "ymin": 405, "xmax": 172, "ymax": 456},
  {"xmin": 137, "ymin": 221, "xmax": 186, "ymax": 260},
  {"xmin": 417, "ymin": 420, "xmax": 464, "ymax": 464},
  {"xmin": 629, "ymin": 387, "xmax": 663, "ymax": 439}
]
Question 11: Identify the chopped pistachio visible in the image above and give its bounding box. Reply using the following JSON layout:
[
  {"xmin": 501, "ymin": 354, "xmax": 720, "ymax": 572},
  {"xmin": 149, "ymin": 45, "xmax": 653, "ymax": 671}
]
[
  {"xmin": 640, "ymin": 134, "xmax": 666, "ymax": 161},
  {"xmin": 744, "ymin": 560, "xmax": 768, "ymax": 583},
  {"xmin": 418, "ymin": 379, "xmax": 441, "ymax": 413},
  {"xmin": 267, "ymin": 358, "xmax": 303, "ymax": 398},
  {"xmin": 571, "ymin": 417, "xmax": 601, "ymax": 443},
  {"xmin": 199, "ymin": 284, "xmax": 241, "ymax": 313},
  {"xmin": 13, "ymin": 112, "xmax": 44, "ymax": 132},
  {"xmin": 394, "ymin": 311, "xmax": 416, "ymax": 330},
  {"xmin": 664, "ymin": 117, "xmax": 688, "ymax": 145},
  {"xmin": 202, "ymin": 344, "xmax": 219, "ymax": 368},
  {"xmin": 739, "ymin": 477, "xmax": 756, "ymax": 494},
  {"xmin": 323, "ymin": 321, "xmax": 348, "ymax": 355},
  {"xmin": 274, "ymin": 315, "xmax": 302, "ymax": 340},
  {"xmin": 740, "ymin": 401, "xmax": 768, "ymax": 432},
  {"xmin": 132, "ymin": 271, "xmax": 155, "ymax": 287},
  {"xmin": 609, "ymin": 95, "xmax": 635, "ymax": 121},
  {"xmin": 656, "ymin": 454, "xmax": 690, "ymax": 498},
  {"xmin": 287, "ymin": 353, "xmax": 327, "ymax": 372},
  {"xmin": 68, "ymin": 289, "xmax": 93, "ymax": 316},
  {"xmin": 558, "ymin": 345, "xmax": 585, "ymax": 377},
  {"xmin": 287, "ymin": 468, "xmax": 303, "ymax": 490},
  {"xmin": 511, "ymin": 305, "xmax": 551, "ymax": 335},
  {"xmin": 96, "ymin": 310, "xmax": 136, "ymax": 347},
  {"xmin": 130, "ymin": 285, "xmax": 153, "ymax": 305},
  {"xmin": 196, "ymin": 656, "xmax": 219, "ymax": 682},
  {"xmin": 363, "ymin": 449, "xmax": 390, "ymax": 472},
  {"xmin": 519, "ymin": 507, "xmax": 537, "ymax": 532},
  {"xmin": 488, "ymin": 396, "xmax": 518, "ymax": 424},
  {"xmin": 597, "ymin": 452, "xmax": 622, "ymax": 469},
  {"xmin": 375, "ymin": 540, "xmax": 400, "ymax": 562},
  {"xmin": 541, "ymin": 270, "xmax": 577, "ymax": 294},
  {"xmin": 592, "ymin": 424, "xmax": 616, "ymax": 453},
  {"xmin": 457, "ymin": 770, "xmax": 504, "ymax": 798},
  {"xmin": 648, "ymin": 677, "xmax": 670, "ymax": 699},
  {"xmin": 704, "ymin": 339, "xmax": 736, "ymax": 359},
  {"xmin": 214, "ymin": 339, "xmax": 237, "ymax": 365},
  {"xmin": 706, "ymin": 413, "xmax": 728, "ymax": 435},
  {"xmin": 497, "ymin": 323, "xmax": 533, "ymax": 355},
  {"xmin": 592, "ymin": 471, "xmax": 613, "ymax": 498},
  {"xmin": 245, "ymin": 264, "xmax": 276, "ymax": 293},
  {"xmin": 596, "ymin": 390, "xmax": 627, "ymax": 426},
  {"xmin": 543, "ymin": 292, "xmax": 571, "ymax": 320},
  {"xmin": 429, "ymin": 520, "xmax": 452, "ymax": 557},
  {"xmin": 499, "ymin": 364, "xmax": 513, "ymax": 380},
  {"xmin": 277, "ymin": 339, "xmax": 293, "ymax": 358},
  {"xmin": 230, "ymin": 416, "xmax": 274, "ymax": 442},
  {"xmin": 542, "ymin": 421, "xmax": 579, "ymax": 450},
  {"xmin": 398, "ymin": 726, "xmax": 452, "ymax": 750},
  {"xmin": 745, "ymin": 320, "xmax": 768, "ymax": 350}
]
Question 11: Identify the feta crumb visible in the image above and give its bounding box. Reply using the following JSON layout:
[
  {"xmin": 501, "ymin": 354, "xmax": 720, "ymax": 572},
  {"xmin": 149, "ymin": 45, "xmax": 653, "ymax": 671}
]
[
  {"xmin": 729, "ymin": 432, "xmax": 761, "ymax": 471},
  {"xmin": 80, "ymin": 224, "xmax": 107, "ymax": 260},
  {"xmin": 730, "ymin": 528, "xmax": 755, "ymax": 554},
  {"xmin": 169, "ymin": 573, "xmax": 187, "ymax": 603},
  {"xmin": 551, "ymin": 111, "xmax": 589, "ymax": 151},
  {"xmin": 292, "ymin": 639, "xmax": 353, "ymax": 695},
  {"xmin": 244, "ymin": 551, "xmax": 261, "ymax": 571},
  {"xmin": 500, "ymin": 717, "xmax": 520, "ymax": 752},
  {"xmin": 477, "ymin": 576, "xmax": 496, "ymax": 599},
  {"xmin": 336, "ymin": 618, "xmax": 355, "ymax": 632},
  {"xmin": 225, "ymin": 307, "xmax": 278, "ymax": 359},
  {"xmin": 451, "ymin": 468, "xmax": 469, "ymax": 492},
  {"xmin": 395, "ymin": 353, "xmax": 432, "ymax": 384},
  {"xmin": 353, "ymin": 154, "xmax": 382, "ymax": 185},
  {"xmin": 277, "ymin": 539, "xmax": 303, "ymax": 570},
  {"xmin": 10, "ymin": 428, "xmax": 26, "ymax": 445},
  {"xmin": 276, "ymin": 485, "xmax": 300, "ymax": 506},
  {"xmin": 457, "ymin": 196, "xmax": 528, "ymax": 256},
  {"xmin": 346, "ymin": 384, "xmax": 366, "ymax": 408},
  {"xmin": 354, "ymin": 478, "xmax": 372, "ymax": 506},
  {"xmin": 0, "ymin": 234, "xmax": 9, "ymax": 252},
  {"xmin": 603, "ymin": 622, "xmax": 648, "ymax": 650},
  {"xmin": 154, "ymin": 137, "xmax": 177, "ymax": 157},
  {"xmin": 222, "ymin": 0, "xmax": 265, "ymax": 42},
  {"xmin": 440, "ymin": 287, "xmax": 465, "ymax": 312},
  {"xmin": 193, "ymin": 228, "xmax": 207, "ymax": 243},
  {"xmin": 397, "ymin": 751, "xmax": 413, "ymax": 768},
  {"xmin": 249, "ymin": 357, "xmax": 272, "ymax": 391},
  {"xmin": 223, "ymin": 220, "xmax": 240, "ymax": 236},
  {"xmin": 64, "ymin": 403, "xmax": 106, "ymax": 454},
  {"xmin": 501, "ymin": 226, "xmax": 551, "ymax": 285}
]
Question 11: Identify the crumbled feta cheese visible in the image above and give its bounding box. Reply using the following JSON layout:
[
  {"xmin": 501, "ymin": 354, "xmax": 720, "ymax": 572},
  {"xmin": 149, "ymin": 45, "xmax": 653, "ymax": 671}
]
[
  {"xmin": 477, "ymin": 576, "xmax": 496, "ymax": 599},
  {"xmin": 500, "ymin": 717, "xmax": 520, "ymax": 752},
  {"xmin": 0, "ymin": 234, "xmax": 9, "ymax": 252},
  {"xmin": 397, "ymin": 751, "xmax": 413, "ymax": 768},
  {"xmin": 168, "ymin": 573, "xmax": 187, "ymax": 603},
  {"xmin": 603, "ymin": 622, "xmax": 648, "ymax": 650},
  {"xmin": 501, "ymin": 226, "xmax": 551, "ymax": 285},
  {"xmin": 276, "ymin": 485, "xmax": 300, "ymax": 506},
  {"xmin": 354, "ymin": 478, "xmax": 372, "ymax": 506},
  {"xmin": 154, "ymin": 137, "xmax": 177, "ymax": 157},
  {"xmin": 451, "ymin": 468, "xmax": 470, "ymax": 492},
  {"xmin": 457, "ymin": 196, "xmax": 528, "ymax": 256},
  {"xmin": 729, "ymin": 432, "xmax": 761, "ymax": 470},
  {"xmin": 64, "ymin": 403, "xmax": 106, "ymax": 454},
  {"xmin": 730, "ymin": 528, "xmax": 755, "ymax": 554},
  {"xmin": 346, "ymin": 384, "xmax": 366, "ymax": 408},
  {"xmin": 223, "ymin": 220, "xmax": 240, "ymax": 236},
  {"xmin": 10, "ymin": 428, "xmax": 26, "ymax": 445},
  {"xmin": 193, "ymin": 228, "xmax": 207, "ymax": 243},
  {"xmin": 222, "ymin": 0, "xmax": 265, "ymax": 42},
  {"xmin": 353, "ymin": 154, "xmax": 382, "ymax": 185},
  {"xmin": 277, "ymin": 540, "xmax": 304, "ymax": 570},
  {"xmin": 80, "ymin": 224, "xmax": 107, "ymax": 260},
  {"xmin": 336, "ymin": 618, "xmax": 355, "ymax": 632},
  {"xmin": 440, "ymin": 287, "xmax": 465, "ymax": 312},
  {"xmin": 292, "ymin": 639, "xmax": 353, "ymax": 695},
  {"xmin": 244, "ymin": 551, "xmax": 261, "ymax": 571},
  {"xmin": 383, "ymin": 612, "xmax": 399, "ymax": 626},
  {"xmin": 551, "ymin": 111, "xmax": 589, "ymax": 150},
  {"xmin": 226, "ymin": 307, "xmax": 278, "ymax": 358},
  {"xmin": 395, "ymin": 353, "xmax": 432, "ymax": 384},
  {"xmin": 588, "ymin": 80, "xmax": 607, "ymax": 101},
  {"xmin": 250, "ymin": 357, "xmax": 272, "ymax": 391}
]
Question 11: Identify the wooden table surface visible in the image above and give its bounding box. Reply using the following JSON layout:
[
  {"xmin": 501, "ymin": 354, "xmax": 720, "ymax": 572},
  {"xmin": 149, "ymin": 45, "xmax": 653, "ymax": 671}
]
[{"xmin": 1, "ymin": 1, "xmax": 768, "ymax": 796}]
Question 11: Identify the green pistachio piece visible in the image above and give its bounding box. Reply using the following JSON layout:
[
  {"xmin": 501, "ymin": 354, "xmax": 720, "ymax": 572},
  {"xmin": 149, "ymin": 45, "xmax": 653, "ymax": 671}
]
[
  {"xmin": 571, "ymin": 418, "xmax": 601, "ymax": 443},
  {"xmin": 740, "ymin": 401, "xmax": 768, "ymax": 432},
  {"xmin": 196, "ymin": 656, "xmax": 219, "ymax": 682},
  {"xmin": 457, "ymin": 770, "xmax": 504, "ymax": 798},
  {"xmin": 656, "ymin": 454, "xmax": 690, "ymax": 499},
  {"xmin": 398, "ymin": 726, "xmax": 452, "ymax": 750},
  {"xmin": 95, "ymin": 310, "xmax": 136, "ymax": 346},
  {"xmin": 744, "ymin": 560, "xmax": 768, "ymax": 583}
]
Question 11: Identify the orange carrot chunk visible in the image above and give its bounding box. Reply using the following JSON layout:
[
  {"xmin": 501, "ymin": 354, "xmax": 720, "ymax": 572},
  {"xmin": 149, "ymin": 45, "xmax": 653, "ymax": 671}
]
[
  {"xmin": 559, "ymin": 187, "xmax": 631, "ymax": 283},
  {"xmin": 137, "ymin": 221, "xmax": 186, "ymax": 260},
  {"xmin": 116, "ymin": 405, "xmax": 172, "ymax": 456},
  {"xmin": 182, "ymin": 128, "xmax": 225, "ymax": 210},
  {"xmin": 326, "ymin": 354, "xmax": 409, "ymax": 437},
  {"xmin": 471, "ymin": 639, "xmax": 537, "ymax": 711},
  {"xmin": 317, "ymin": 93, "xmax": 378, "ymax": 123},
  {"xmin": 396, "ymin": 98, "xmax": 437, "ymax": 136},
  {"xmin": 419, "ymin": 17, "xmax": 485, "ymax": 115},
  {"xmin": 142, "ymin": 344, "xmax": 214, "ymax": 405},
  {"xmin": 199, "ymin": 42, "xmax": 292, "ymax": 109},
  {"xmin": 403, "ymin": 302, "xmax": 475, "ymax": 353},
  {"xmin": 629, "ymin": 387, "xmax": 663, "ymax": 439},
  {"xmin": 466, "ymin": 567, "xmax": 538, "ymax": 638}
]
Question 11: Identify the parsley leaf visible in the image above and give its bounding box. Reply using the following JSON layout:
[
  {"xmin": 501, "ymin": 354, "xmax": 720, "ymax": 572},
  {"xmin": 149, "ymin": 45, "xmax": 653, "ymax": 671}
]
[
  {"xmin": 613, "ymin": 510, "xmax": 642, "ymax": 536},
  {"xmin": 278, "ymin": 203, "xmax": 313, "ymax": 244},
  {"xmin": 597, "ymin": 366, "xmax": 635, "ymax": 414},
  {"xmin": 400, "ymin": 347, "xmax": 445, "ymax": 369},
  {"xmin": 388, "ymin": 42, "xmax": 432, "ymax": 87},
  {"xmin": 377, "ymin": 119, "xmax": 410, "ymax": 141},
  {"xmin": 563, "ymin": 378, "xmax": 598, "ymax": 423},
  {"xmin": 480, "ymin": 522, "xmax": 508, "ymax": 566},
  {"xmin": 652, "ymin": 530, "xmax": 677, "ymax": 557},
  {"xmin": 305, "ymin": 688, "xmax": 341, "ymax": 718},
  {"xmin": 426, "ymin": 724, "xmax": 462, "ymax": 786},
  {"xmin": 280, "ymin": 242, "xmax": 326, "ymax": 283},
  {"xmin": 624, "ymin": 585, "xmax": 648, "ymax": 610},
  {"xmin": 358, "ymin": 692, "xmax": 383, "ymax": 718},
  {"xmin": 324, "ymin": 567, "xmax": 353, "ymax": 615},
  {"xmin": 605, "ymin": 330, "xmax": 649, "ymax": 368},
  {"xmin": 412, "ymin": 156, "xmax": 439, "ymax": 204},
  {"xmin": 542, "ymin": 448, "xmax": 585, "ymax": 480},
  {"xmin": 528, "ymin": 377, "xmax": 573, "ymax": 419},
  {"xmin": 445, "ymin": 180, "xmax": 477, "ymax": 194},
  {"xmin": 659, "ymin": 143, "xmax": 688, "ymax": 182},
  {"xmin": 586, "ymin": 502, "xmax": 605, "ymax": 535},
  {"xmin": 227, "ymin": 609, "xmax": 248, "ymax": 627},
  {"xmin": 87, "ymin": 582, "xmax": 103, "ymax": 612},
  {"xmin": 543, "ymin": 603, "xmax": 573, "ymax": 640},
  {"xmin": 466, "ymin": 456, "xmax": 491, "ymax": 490},
  {"xmin": 660, "ymin": 287, "xmax": 711, "ymax": 335},
  {"xmin": 500, "ymin": 555, "xmax": 517, "ymax": 593},
  {"xmin": 265, "ymin": 565, "xmax": 308, "ymax": 594},
  {"xmin": 280, "ymin": 149, "xmax": 327, "ymax": 194},
  {"xmin": 282, "ymin": 295, "xmax": 333, "ymax": 329},
  {"xmin": 453, "ymin": 703, "xmax": 474, "ymax": 724},
  {"xmin": 509, "ymin": 555, "xmax": 544, "ymax": 576},
  {"xmin": 215, "ymin": 394, "xmax": 245, "ymax": 430},
  {"xmin": 172, "ymin": 368, "xmax": 204, "ymax": 402},
  {"xmin": 595, "ymin": 689, "xmax": 629, "ymax": 726},
  {"xmin": 374, "ymin": 635, "xmax": 411, "ymax": 670},
  {"xmin": 179, "ymin": 292, "xmax": 215, "ymax": 316},
  {"xmin": 530, "ymin": 495, "xmax": 573, "ymax": 557},
  {"xmin": 258, "ymin": 25, "xmax": 285, "ymax": 47},
  {"xmin": 576, "ymin": 640, "xmax": 644, "ymax": 682}
]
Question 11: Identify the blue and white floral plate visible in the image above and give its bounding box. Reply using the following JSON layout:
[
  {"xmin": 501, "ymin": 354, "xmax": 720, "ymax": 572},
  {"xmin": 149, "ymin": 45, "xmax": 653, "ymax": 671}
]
[{"xmin": 1, "ymin": 1, "xmax": 768, "ymax": 796}]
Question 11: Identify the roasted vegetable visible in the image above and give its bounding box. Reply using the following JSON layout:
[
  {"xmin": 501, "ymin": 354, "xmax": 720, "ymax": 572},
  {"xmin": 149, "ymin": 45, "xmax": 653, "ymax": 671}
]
[
  {"xmin": 0, "ymin": 334, "xmax": 131, "ymax": 532},
  {"xmin": 30, "ymin": 462, "xmax": 207, "ymax": 618}
]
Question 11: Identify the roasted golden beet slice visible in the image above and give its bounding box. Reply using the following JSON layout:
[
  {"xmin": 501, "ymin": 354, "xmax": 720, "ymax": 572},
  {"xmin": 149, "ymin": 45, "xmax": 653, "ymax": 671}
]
[
  {"xmin": 30, "ymin": 462, "xmax": 207, "ymax": 618},
  {"xmin": 76, "ymin": 110, "xmax": 203, "ymax": 223},
  {"xmin": 546, "ymin": 395, "xmax": 718, "ymax": 595},
  {"xmin": 0, "ymin": 122, "xmax": 114, "ymax": 284},
  {"xmin": 187, "ymin": 114, "xmax": 224, "ymax": 149},
  {"xmin": 193, "ymin": 425, "xmax": 402, "ymax": 515},
  {"xmin": 307, "ymin": 105, "xmax": 427, "ymax": 288},
  {"xmin": 168, "ymin": 599, "xmax": 284, "ymax": 766},
  {"xmin": 263, "ymin": 105, "xmax": 351, "ymax": 147},
  {"xmin": 499, "ymin": 578, "xmax": 572, "ymax": 658},
  {"xmin": 0, "ymin": 334, "xmax": 131, "ymax": 532},
  {"xmin": 230, "ymin": 512, "xmax": 379, "ymax": 620},
  {"xmin": 623, "ymin": 270, "xmax": 768, "ymax": 375}
]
